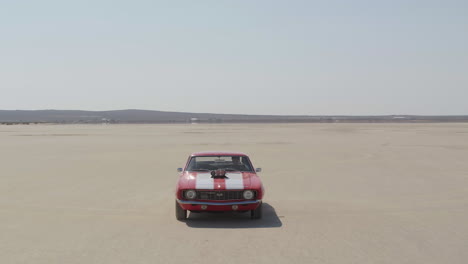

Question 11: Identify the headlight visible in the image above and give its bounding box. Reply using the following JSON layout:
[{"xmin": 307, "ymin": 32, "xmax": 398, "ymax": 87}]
[
  {"xmin": 243, "ymin": 190, "xmax": 254, "ymax": 199},
  {"xmin": 185, "ymin": 190, "xmax": 197, "ymax": 199}
]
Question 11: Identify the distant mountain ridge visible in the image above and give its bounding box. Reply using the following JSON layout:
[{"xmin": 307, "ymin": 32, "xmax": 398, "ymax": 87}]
[
  {"xmin": 1, "ymin": 109, "xmax": 467, "ymax": 123},
  {"xmin": 0, "ymin": 109, "xmax": 294, "ymax": 123}
]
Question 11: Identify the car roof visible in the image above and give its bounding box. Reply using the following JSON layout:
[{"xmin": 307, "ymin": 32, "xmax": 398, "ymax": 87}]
[{"xmin": 190, "ymin": 151, "xmax": 249, "ymax": 157}]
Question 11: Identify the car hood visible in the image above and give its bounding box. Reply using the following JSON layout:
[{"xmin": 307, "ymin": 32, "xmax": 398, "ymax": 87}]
[{"xmin": 179, "ymin": 171, "xmax": 257, "ymax": 190}]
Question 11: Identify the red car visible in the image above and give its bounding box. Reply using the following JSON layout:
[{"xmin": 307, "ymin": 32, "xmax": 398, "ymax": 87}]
[{"xmin": 175, "ymin": 152, "xmax": 264, "ymax": 220}]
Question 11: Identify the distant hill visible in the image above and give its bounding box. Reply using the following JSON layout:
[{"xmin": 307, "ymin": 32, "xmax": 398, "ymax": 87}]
[{"xmin": 1, "ymin": 109, "xmax": 467, "ymax": 124}]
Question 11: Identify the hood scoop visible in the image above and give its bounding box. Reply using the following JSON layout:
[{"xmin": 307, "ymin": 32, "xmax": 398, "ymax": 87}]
[{"xmin": 211, "ymin": 169, "xmax": 228, "ymax": 178}]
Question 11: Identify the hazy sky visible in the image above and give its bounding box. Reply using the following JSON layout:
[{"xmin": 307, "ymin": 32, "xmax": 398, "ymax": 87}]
[{"xmin": 1, "ymin": 0, "xmax": 467, "ymax": 115}]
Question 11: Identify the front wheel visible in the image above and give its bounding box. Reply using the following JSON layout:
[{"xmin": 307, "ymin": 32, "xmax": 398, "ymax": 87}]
[
  {"xmin": 175, "ymin": 201, "xmax": 187, "ymax": 220},
  {"xmin": 251, "ymin": 202, "xmax": 262, "ymax": 219}
]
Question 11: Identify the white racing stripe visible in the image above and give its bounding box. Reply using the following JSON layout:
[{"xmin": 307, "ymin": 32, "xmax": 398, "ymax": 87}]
[
  {"xmin": 195, "ymin": 173, "xmax": 214, "ymax": 189},
  {"xmin": 225, "ymin": 173, "xmax": 244, "ymax": 189}
]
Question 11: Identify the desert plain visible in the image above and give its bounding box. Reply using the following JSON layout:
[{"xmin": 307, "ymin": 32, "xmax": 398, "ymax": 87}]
[{"xmin": 1, "ymin": 123, "xmax": 467, "ymax": 264}]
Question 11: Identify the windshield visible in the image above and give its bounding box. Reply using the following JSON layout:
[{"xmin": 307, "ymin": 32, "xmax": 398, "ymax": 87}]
[{"xmin": 186, "ymin": 156, "xmax": 253, "ymax": 172}]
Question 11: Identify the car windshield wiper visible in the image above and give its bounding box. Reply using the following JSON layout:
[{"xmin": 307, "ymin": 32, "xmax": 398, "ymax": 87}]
[
  {"xmin": 224, "ymin": 168, "xmax": 240, "ymax": 171},
  {"xmin": 190, "ymin": 169, "xmax": 210, "ymax": 172}
]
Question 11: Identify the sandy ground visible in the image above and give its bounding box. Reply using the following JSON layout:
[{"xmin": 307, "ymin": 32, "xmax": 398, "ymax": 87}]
[{"xmin": 1, "ymin": 123, "xmax": 468, "ymax": 264}]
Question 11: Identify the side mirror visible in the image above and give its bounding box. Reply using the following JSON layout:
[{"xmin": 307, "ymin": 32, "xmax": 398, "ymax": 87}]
[
  {"xmin": 255, "ymin": 168, "xmax": 262, "ymax": 173},
  {"xmin": 177, "ymin": 168, "xmax": 183, "ymax": 172}
]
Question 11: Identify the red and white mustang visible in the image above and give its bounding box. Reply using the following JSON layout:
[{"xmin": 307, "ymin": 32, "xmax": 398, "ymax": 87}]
[{"xmin": 175, "ymin": 152, "xmax": 264, "ymax": 220}]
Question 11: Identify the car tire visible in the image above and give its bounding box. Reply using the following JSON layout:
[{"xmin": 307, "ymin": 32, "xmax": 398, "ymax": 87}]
[
  {"xmin": 175, "ymin": 201, "xmax": 187, "ymax": 220},
  {"xmin": 251, "ymin": 202, "xmax": 262, "ymax": 219}
]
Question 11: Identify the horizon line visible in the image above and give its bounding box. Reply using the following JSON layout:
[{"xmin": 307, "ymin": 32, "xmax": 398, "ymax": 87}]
[{"xmin": 1, "ymin": 109, "xmax": 468, "ymax": 117}]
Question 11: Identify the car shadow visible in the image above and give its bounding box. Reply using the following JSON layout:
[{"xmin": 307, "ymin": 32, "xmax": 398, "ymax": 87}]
[{"xmin": 184, "ymin": 203, "xmax": 283, "ymax": 229}]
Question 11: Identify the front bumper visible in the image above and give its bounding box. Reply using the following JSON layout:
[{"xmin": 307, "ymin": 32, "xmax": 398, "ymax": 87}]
[{"xmin": 177, "ymin": 199, "xmax": 261, "ymax": 211}]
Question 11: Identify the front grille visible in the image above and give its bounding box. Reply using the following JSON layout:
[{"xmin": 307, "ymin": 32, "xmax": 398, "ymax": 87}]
[{"xmin": 195, "ymin": 190, "xmax": 251, "ymax": 201}]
